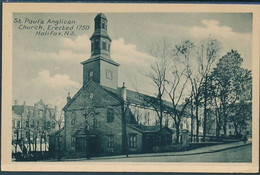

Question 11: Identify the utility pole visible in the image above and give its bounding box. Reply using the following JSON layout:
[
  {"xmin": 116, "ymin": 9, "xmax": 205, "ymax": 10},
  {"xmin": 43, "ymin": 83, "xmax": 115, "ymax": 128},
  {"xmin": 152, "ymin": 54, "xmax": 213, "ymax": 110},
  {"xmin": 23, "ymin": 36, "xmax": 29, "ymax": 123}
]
[{"xmin": 121, "ymin": 82, "xmax": 128, "ymax": 158}]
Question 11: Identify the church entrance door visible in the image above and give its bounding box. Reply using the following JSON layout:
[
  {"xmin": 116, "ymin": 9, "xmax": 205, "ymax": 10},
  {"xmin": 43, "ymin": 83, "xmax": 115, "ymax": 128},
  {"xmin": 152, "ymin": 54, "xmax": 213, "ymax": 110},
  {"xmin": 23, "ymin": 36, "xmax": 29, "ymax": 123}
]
[{"xmin": 76, "ymin": 137, "xmax": 85, "ymax": 153}]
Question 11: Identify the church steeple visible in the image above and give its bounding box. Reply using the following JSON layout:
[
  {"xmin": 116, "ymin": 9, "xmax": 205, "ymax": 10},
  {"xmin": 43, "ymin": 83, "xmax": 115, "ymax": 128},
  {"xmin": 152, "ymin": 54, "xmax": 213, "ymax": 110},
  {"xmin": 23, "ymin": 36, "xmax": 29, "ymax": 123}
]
[
  {"xmin": 90, "ymin": 13, "xmax": 111, "ymax": 59},
  {"xmin": 81, "ymin": 13, "xmax": 119, "ymax": 89}
]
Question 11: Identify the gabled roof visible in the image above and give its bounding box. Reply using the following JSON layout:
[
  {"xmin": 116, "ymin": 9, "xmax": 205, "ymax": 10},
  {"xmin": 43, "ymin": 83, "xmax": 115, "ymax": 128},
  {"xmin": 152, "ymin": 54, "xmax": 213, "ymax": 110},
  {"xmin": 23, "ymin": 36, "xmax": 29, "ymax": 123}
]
[
  {"xmin": 12, "ymin": 99, "xmax": 54, "ymax": 116},
  {"xmin": 12, "ymin": 105, "xmax": 25, "ymax": 115},
  {"xmin": 127, "ymin": 124, "xmax": 172, "ymax": 134},
  {"xmin": 62, "ymin": 80, "xmax": 123, "ymax": 111}
]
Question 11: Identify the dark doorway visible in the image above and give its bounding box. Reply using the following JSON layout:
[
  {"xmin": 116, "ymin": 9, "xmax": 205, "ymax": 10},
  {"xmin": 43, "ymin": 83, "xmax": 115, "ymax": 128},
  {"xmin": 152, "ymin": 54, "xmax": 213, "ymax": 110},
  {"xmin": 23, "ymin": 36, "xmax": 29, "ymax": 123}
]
[
  {"xmin": 76, "ymin": 136, "xmax": 98, "ymax": 156},
  {"xmin": 76, "ymin": 137, "xmax": 85, "ymax": 153},
  {"xmin": 89, "ymin": 136, "xmax": 98, "ymax": 156},
  {"xmin": 143, "ymin": 136, "xmax": 155, "ymax": 153}
]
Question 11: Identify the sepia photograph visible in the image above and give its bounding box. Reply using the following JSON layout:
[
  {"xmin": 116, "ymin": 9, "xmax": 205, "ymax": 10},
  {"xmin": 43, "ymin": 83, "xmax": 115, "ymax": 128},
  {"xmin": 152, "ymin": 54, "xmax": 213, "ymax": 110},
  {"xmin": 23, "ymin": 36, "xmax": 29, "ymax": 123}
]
[{"xmin": 2, "ymin": 3, "xmax": 259, "ymax": 173}]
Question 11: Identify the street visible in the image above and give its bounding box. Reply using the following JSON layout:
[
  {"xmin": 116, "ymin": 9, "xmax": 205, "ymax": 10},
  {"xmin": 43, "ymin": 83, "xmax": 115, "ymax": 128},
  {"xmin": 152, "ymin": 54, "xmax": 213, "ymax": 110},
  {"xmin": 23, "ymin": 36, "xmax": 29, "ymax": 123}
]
[{"xmin": 88, "ymin": 144, "xmax": 251, "ymax": 162}]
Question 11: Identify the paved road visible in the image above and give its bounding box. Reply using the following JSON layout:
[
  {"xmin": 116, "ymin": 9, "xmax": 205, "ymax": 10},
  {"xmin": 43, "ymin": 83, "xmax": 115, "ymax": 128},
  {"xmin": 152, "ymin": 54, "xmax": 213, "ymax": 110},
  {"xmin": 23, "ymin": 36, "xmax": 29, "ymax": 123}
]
[{"xmin": 88, "ymin": 144, "xmax": 251, "ymax": 162}]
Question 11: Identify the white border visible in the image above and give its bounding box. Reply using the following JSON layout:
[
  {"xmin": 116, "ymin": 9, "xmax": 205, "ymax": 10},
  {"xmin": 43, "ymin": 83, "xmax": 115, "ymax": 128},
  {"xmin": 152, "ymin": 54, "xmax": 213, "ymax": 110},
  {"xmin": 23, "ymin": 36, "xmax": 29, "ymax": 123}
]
[{"xmin": 2, "ymin": 3, "xmax": 259, "ymax": 173}]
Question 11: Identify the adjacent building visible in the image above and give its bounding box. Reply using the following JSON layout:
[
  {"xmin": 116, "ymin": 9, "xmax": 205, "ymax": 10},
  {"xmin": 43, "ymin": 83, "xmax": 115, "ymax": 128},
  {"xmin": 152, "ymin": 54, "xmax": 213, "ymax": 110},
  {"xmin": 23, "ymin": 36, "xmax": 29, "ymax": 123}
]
[{"xmin": 12, "ymin": 99, "xmax": 57, "ymax": 155}]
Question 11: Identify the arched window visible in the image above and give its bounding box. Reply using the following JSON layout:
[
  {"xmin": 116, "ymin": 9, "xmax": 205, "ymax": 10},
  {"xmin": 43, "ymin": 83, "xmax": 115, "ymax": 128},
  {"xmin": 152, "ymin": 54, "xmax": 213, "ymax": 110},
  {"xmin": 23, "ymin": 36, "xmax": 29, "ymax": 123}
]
[
  {"xmin": 102, "ymin": 21, "xmax": 105, "ymax": 29},
  {"xmin": 71, "ymin": 117, "xmax": 76, "ymax": 125},
  {"xmin": 102, "ymin": 41, "xmax": 107, "ymax": 50},
  {"xmin": 107, "ymin": 108, "xmax": 114, "ymax": 123},
  {"xmin": 108, "ymin": 135, "xmax": 114, "ymax": 148}
]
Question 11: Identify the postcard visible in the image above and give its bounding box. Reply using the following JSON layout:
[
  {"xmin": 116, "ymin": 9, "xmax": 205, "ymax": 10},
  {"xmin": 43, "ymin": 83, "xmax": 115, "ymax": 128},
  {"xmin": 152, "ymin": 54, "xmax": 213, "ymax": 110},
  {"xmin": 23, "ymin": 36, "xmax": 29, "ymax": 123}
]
[{"xmin": 2, "ymin": 3, "xmax": 259, "ymax": 173}]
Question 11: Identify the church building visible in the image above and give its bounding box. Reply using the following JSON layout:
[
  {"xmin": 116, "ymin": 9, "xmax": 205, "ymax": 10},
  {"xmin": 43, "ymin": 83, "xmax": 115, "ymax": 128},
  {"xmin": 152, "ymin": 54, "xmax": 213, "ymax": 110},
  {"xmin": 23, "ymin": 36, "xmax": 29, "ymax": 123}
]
[{"xmin": 60, "ymin": 13, "xmax": 177, "ymax": 157}]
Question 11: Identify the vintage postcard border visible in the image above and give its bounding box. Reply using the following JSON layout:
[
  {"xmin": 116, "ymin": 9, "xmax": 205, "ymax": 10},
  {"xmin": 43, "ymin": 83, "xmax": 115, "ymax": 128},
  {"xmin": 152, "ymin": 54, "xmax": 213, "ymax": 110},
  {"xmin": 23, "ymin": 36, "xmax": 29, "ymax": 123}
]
[{"xmin": 2, "ymin": 3, "xmax": 259, "ymax": 173}]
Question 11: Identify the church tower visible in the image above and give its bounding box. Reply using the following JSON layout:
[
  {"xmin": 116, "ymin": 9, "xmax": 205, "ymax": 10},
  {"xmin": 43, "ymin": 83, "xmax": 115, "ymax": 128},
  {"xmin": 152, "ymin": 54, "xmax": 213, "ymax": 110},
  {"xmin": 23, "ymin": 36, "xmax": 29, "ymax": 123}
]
[{"xmin": 81, "ymin": 13, "xmax": 119, "ymax": 89}]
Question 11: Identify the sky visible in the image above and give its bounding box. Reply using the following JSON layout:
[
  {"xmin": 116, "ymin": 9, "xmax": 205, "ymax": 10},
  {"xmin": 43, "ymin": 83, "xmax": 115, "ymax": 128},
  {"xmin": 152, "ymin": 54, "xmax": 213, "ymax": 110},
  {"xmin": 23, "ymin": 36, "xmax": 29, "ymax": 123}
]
[{"xmin": 12, "ymin": 13, "xmax": 252, "ymax": 113}]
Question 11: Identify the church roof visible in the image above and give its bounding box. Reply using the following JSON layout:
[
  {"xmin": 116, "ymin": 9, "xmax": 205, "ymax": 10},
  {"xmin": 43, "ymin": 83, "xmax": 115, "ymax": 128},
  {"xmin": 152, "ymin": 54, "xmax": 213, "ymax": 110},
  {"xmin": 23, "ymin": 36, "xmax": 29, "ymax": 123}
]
[
  {"xmin": 95, "ymin": 13, "xmax": 107, "ymax": 20},
  {"xmin": 102, "ymin": 86, "xmax": 173, "ymax": 112},
  {"xmin": 90, "ymin": 29, "xmax": 111, "ymax": 41},
  {"xmin": 81, "ymin": 55, "xmax": 119, "ymax": 66},
  {"xmin": 127, "ymin": 124, "xmax": 172, "ymax": 134}
]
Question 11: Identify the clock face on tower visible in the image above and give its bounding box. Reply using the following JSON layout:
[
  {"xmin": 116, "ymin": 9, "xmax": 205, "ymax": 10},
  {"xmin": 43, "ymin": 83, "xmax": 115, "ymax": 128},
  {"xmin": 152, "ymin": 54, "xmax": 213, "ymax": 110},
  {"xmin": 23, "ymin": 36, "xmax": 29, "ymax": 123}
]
[
  {"xmin": 106, "ymin": 69, "xmax": 113, "ymax": 80},
  {"xmin": 89, "ymin": 71, "xmax": 94, "ymax": 77}
]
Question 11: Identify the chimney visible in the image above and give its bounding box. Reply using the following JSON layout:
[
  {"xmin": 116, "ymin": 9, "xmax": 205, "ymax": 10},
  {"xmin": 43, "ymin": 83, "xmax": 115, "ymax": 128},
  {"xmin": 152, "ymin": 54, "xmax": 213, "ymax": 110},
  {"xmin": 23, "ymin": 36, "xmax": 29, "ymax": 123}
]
[
  {"xmin": 120, "ymin": 82, "xmax": 126, "ymax": 101},
  {"xmin": 23, "ymin": 101, "xmax": 26, "ymax": 106},
  {"xmin": 14, "ymin": 100, "xmax": 17, "ymax": 105},
  {"xmin": 67, "ymin": 92, "xmax": 71, "ymax": 103}
]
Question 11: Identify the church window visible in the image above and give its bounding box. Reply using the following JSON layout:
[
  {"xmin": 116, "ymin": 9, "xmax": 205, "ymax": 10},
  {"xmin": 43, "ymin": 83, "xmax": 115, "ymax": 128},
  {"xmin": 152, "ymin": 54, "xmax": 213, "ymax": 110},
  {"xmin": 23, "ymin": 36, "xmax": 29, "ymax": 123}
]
[
  {"xmin": 12, "ymin": 121, "xmax": 15, "ymax": 128},
  {"xmin": 108, "ymin": 43, "xmax": 110, "ymax": 52},
  {"xmin": 47, "ymin": 121, "xmax": 51, "ymax": 128},
  {"xmin": 71, "ymin": 136, "xmax": 76, "ymax": 147},
  {"xmin": 26, "ymin": 131, "xmax": 30, "ymax": 139},
  {"xmin": 90, "ymin": 93, "xmax": 94, "ymax": 99},
  {"xmin": 107, "ymin": 108, "xmax": 114, "ymax": 123},
  {"xmin": 26, "ymin": 120, "xmax": 29, "ymax": 128},
  {"xmin": 102, "ymin": 41, "xmax": 107, "ymax": 50},
  {"xmin": 95, "ymin": 40, "xmax": 99, "ymax": 49},
  {"xmin": 93, "ymin": 117, "xmax": 97, "ymax": 128},
  {"xmin": 71, "ymin": 117, "xmax": 76, "ymax": 125},
  {"xmin": 95, "ymin": 19, "xmax": 101, "ymax": 29},
  {"xmin": 129, "ymin": 134, "xmax": 137, "ymax": 148},
  {"xmin": 108, "ymin": 135, "xmax": 114, "ymax": 148},
  {"xmin": 52, "ymin": 121, "xmax": 56, "ymax": 128},
  {"xmin": 31, "ymin": 120, "xmax": 35, "ymax": 128},
  {"xmin": 102, "ymin": 21, "xmax": 105, "ymax": 29},
  {"xmin": 38, "ymin": 110, "xmax": 43, "ymax": 118}
]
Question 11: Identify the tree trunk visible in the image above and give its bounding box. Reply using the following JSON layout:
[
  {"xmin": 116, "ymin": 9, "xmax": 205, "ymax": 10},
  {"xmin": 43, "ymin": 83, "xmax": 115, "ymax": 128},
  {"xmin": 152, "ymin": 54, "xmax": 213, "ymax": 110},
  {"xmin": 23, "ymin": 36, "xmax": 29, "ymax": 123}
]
[
  {"xmin": 190, "ymin": 97, "xmax": 194, "ymax": 142},
  {"xmin": 15, "ymin": 130, "xmax": 19, "ymax": 154},
  {"xmin": 159, "ymin": 93, "xmax": 163, "ymax": 130},
  {"xmin": 40, "ymin": 135, "xmax": 42, "ymax": 153},
  {"xmin": 203, "ymin": 77, "xmax": 207, "ymax": 142},
  {"xmin": 195, "ymin": 101, "xmax": 199, "ymax": 142},
  {"xmin": 58, "ymin": 135, "xmax": 62, "ymax": 160},
  {"xmin": 175, "ymin": 119, "xmax": 180, "ymax": 143},
  {"xmin": 34, "ymin": 135, "xmax": 37, "ymax": 152},
  {"xmin": 45, "ymin": 136, "xmax": 47, "ymax": 151},
  {"xmin": 223, "ymin": 101, "xmax": 227, "ymax": 136},
  {"xmin": 28, "ymin": 132, "xmax": 31, "ymax": 153}
]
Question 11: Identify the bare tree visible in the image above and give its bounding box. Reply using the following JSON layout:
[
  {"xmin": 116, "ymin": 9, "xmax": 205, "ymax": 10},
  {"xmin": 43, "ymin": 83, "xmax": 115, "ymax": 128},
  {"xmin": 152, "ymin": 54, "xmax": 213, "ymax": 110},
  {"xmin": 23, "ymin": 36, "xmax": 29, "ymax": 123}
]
[
  {"xmin": 185, "ymin": 38, "xmax": 220, "ymax": 142},
  {"xmin": 165, "ymin": 41, "xmax": 192, "ymax": 143},
  {"xmin": 48, "ymin": 108, "xmax": 63, "ymax": 160},
  {"xmin": 147, "ymin": 40, "xmax": 170, "ymax": 129},
  {"xmin": 25, "ymin": 108, "xmax": 32, "ymax": 154}
]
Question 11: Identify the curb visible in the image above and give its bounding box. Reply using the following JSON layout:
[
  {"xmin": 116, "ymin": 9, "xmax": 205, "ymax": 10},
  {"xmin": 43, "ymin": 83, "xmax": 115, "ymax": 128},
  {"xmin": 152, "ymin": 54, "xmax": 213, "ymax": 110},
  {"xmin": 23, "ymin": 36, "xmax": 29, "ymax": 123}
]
[
  {"xmin": 89, "ymin": 142, "xmax": 252, "ymax": 160},
  {"xmin": 40, "ymin": 142, "xmax": 252, "ymax": 161}
]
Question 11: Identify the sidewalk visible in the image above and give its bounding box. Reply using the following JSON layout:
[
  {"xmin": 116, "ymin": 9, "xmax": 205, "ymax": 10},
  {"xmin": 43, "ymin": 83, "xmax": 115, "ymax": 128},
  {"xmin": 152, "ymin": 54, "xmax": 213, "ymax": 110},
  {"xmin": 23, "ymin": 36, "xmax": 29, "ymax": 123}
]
[{"xmin": 56, "ymin": 141, "xmax": 251, "ymax": 162}]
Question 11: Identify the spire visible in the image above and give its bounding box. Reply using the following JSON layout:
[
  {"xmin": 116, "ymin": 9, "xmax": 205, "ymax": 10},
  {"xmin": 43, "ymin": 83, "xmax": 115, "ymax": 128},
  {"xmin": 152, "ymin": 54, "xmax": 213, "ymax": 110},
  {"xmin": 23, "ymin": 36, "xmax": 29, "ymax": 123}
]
[{"xmin": 90, "ymin": 13, "xmax": 111, "ymax": 59}]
